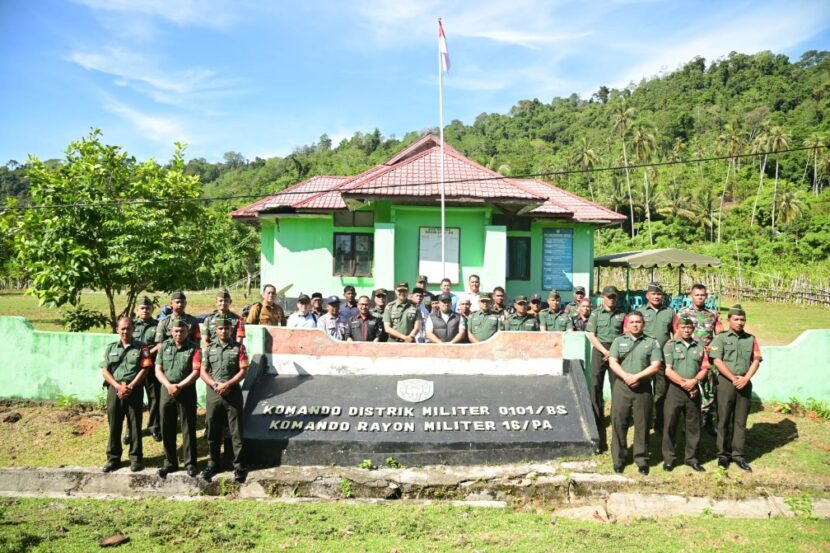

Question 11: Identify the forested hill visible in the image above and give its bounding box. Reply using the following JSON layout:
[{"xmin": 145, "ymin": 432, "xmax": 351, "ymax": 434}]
[{"xmin": 3, "ymin": 49, "xmax": 829, "ymax": 280}]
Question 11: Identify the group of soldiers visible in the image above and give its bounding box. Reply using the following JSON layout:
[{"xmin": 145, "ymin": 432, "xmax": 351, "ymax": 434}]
[
  {"xmin": 585, "ymin": 283, "xmax": 762, "ymax": 475},
  {"xmin": 101, "ymin": 276, "xmax": 762, "ymax": 479},
  {"xmin": 102, "ymin": 290, "xmax": 249, "ymax": 482}
]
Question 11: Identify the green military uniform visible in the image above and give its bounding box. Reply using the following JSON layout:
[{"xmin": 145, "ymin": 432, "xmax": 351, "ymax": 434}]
[
  {"xmin": 661, "ymin": 336, "xmax": 705, "ymax": 467},
  {"xmin": 102, "ymin": 339, "xmax": 152, "ymax": 465},
  {"xmin": 133, "ymin": 315, "xmax": 159, "ymax": 437},
  {"xmin": 709, "ymin": 326, "xmax": 761, "ymax": 464},
  {"xmin": 203, "ymin": 310, "xmax": 244, "ymax": 344},
  {"xmin": 203, "ymin": 336, "xmax": 248, "ymax": 470},
  {"xmin": 677, "ymin": 303, "xmax": 721, "ymax": 425},
  {"xmin": 585, "ymin": 291, "xmax": 626, "ymax": 450},
  {"xmin": 609, "ymin": 333, "xmax": 662, "ymax": 469},
  {"xmin": 370, "ymin": 288, "xmax": 388, "ymax": 342},
  {"xmin": 539, "ymin": 308, "xmax": 569, "ymax": 331},
  {"xmin": 503, "ymin": 313, "xmax": 540, "ymax": 331},
  {"xmin": 638, "ymin": 300, "xmax": 676, "ymax": 433},
  {"xmin": 155, "ymin": 313, "xmax": 202, "ymax": 344},
  {"xmin": 382, "ymin": 299, "xmax": 420, "ymax": 341},
  {"xmin": 567, "ymin": 313, "xmax": 590, "ymax": 332},
  {"xmin": 157, "ymin": 336, "xmax": 201, "ymax": 471},
  {"xmin": 467, "ymin": 294, "xmax": 502, "ymax": 341}
]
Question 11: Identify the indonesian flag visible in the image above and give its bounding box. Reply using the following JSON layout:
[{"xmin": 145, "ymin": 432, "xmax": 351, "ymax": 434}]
[{"xmin": 438, "ymin": 18, "xmax": 450, "ymax": 72}]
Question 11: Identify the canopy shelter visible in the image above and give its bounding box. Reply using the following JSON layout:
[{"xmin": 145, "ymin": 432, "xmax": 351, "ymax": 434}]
[{"xmin": 593, "ymin": 248, "xmax": 721, "ymax": 295}]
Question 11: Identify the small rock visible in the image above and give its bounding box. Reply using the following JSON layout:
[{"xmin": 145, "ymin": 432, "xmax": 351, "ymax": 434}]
[
  {"xmin": 100, "ymin": 533, "xmax": 129, "ymax": 547},
  {"xmin": 2, "ymin": 412, "xmax": 21, "ymax": 423}
]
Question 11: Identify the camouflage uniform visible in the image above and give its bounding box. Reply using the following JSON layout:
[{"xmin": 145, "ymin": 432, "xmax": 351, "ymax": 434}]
[{"xmin": 677, "ymin": 304, "xmax": 721, "ymax": 426}]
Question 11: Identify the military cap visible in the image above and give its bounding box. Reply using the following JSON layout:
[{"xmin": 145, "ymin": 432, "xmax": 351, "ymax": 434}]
[
  {"xmin": 395, "ymin": 282, "xmax": 409, "ymax": 291},
  {"xmin": 574, "ymin": 286, "xmax": 586, "ymax": 294},
  {"xmin": 411, "ymin": 287, "xmax": 426, "ymax": 295},
  {"xmin": 343, "ymin": 285, "xmax": 356, "ymax": 293},
  {"xmin": 325, "ymin": 295, "xmax": 341, "ymax": 306},
  {"xmin": 213, "ymin": 315, "xmax": 232, "ymax": 327},
  {"xmin": 297, "ymin": 294, "xmax": 310, "ymax": 303},
  {"xmin": 438, "ymin": 292, "xmax": 453, "ymax": 302},
  {"xmin": 479, "ymin": 292, "xmax": 493, "ymax": 302},
  {"xmin": 647, "ymin": 283, "xmax": 663, "ymax": 293},
  {"xmin": 373, "ymin": 288, "xmax": 387, "ymax": 297},
  {"xmin": 548, "ymin": 290, "xmax": 561, "ymax": 299},
  {"xmin": 311, "ymin": 292, "xmax": 323, "ymax": 299},
  {"xmin": 513, "ymin": 295, "xmax": 529, "ymax": 304},
  {"xmin": 728, "ymin": 304, "xmax": 746, "ymax": 318},
  {"xmin": 677, "ymin": 315, "xmax": 695, "ymax": 326},
  {"xmin": 601, "ymin": 286, "xmax": 619, "ymax": 297},
  {"xmin": 216, "ymin": 289, "xmax": 232, "ymax": 300},
  {"xmin": 416, "ymin": 275, "xmax": 428, "ymax": 283},
  {"xmin": 139, "ymin": 296, "xmax": 154, "ymax": 307},
  {"xmin": 530, "ymin": 293, "xmax": 542, "ymax": 302},
  {"xmin": 171, "ymin": 290, "xmax": 186, "ymax": 301},
  {"xmin": 170, "ymin": 318, "xmax": 190, "ymax": 329}
]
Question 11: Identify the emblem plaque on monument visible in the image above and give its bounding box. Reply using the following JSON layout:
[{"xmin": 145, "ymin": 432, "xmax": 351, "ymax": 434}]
[{"xmin": 242, "ymin": 327, "xmax": 599, "ymax": 466}]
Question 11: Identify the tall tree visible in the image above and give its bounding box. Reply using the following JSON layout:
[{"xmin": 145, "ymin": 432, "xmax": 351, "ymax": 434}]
[
  {"xmin": 571, "ymin": 137, "xmax": 600, "ymax": 202},
  {"xmin": 612, "ymin": 102, "xmax": 637, "ymax": 237},
  {"xmin": 766, "ymin": 126, "xmax": 791, "ymax": 234},
  {"xmin": 716, "ymin": 122, "xmax": 743, "ymax": 243},
  {"xmin": 750, "ymin": 130, "xmax": 769, "ymax": 228},
  {"xmin": 631, "ymin": 124, "xmax": 656, "ymax": 244},
  {"xmin": 804, "ymin": 134, "xmax": 826, "ymax": 195}
]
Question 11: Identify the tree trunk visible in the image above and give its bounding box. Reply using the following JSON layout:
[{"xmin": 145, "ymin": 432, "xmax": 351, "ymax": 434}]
[
  {"xmin": 771, "ymin": 155, "xmax": 780, "ymax": 234},
  {"xmin": 643, "ymin": 170, "xmax": 653, "ymax": 245},
  {"xmin": 750, "ymin": 154, "xmax": 767, "ymax": 227},
  {"xmin": 717, "ymin": 159, "xmax": 731, "ymax": 243},
  {"xmin": 621, "ymin": 141, "xmax": 635, "ymax": 238},
  {"xmin": 105, "ymin": 287, "xmax": 117, "ymax": 333}
]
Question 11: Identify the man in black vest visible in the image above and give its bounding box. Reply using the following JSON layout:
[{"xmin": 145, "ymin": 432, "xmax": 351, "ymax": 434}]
[{"xmin": 425, "ymin": 292, "xmax": 467, "ymax": 344}]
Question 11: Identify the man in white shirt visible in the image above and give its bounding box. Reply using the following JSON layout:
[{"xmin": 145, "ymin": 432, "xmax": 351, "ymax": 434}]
[
  {"xmin": 316, "ymin": 296, "xmax": 347, "ymax": 341},
  {"xmin": 460, "ymin": 274, "xmax": 481, "ymax": 312},
  {"xmin": 287, "ymin": 294, "xmax": 317, "ymax": 328}
]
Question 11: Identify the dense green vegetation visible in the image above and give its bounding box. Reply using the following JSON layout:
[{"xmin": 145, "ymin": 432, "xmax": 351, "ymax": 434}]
[{"xmin": 2, "ymin": 49, "xmax": 829, "ymax": 291}]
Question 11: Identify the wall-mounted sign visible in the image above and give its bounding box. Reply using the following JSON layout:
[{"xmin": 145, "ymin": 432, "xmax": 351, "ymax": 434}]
[
  {"xmin": 418, "ymin": 227, "xmax": 460, "ymax": 283},
  {"xmin": 542, "ymin": 228, "xmax": 573, "ymax": 290}
]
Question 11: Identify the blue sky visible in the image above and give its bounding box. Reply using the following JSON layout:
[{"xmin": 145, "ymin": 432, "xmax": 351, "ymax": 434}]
[{"xmin": 1, "ymin": 0, "xmax": 829, "ymax": 163}]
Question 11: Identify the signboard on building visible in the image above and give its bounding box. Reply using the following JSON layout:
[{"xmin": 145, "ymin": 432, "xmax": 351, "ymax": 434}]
[
  {"xmin": 418, "ymin": 227, "xmax": 460, "ymax": 283},
  {"xmin": 542, "ymin": 228, "xmax": 573, "ymax": 290}
]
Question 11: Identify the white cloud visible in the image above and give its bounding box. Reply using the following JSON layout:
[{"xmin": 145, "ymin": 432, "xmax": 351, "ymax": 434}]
[
  {"xmin": 104, "ymin": 98, "xmax": 189, "ymax": 145},
  {"xmin": 71, "ymin": 0, "xmax": 241, "ymax": 29}
]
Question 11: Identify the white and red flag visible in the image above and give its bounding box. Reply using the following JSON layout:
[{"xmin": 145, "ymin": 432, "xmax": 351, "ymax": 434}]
[{"xmin": 438, "ymin": 18, "xmax": 450, "ymax": 72}]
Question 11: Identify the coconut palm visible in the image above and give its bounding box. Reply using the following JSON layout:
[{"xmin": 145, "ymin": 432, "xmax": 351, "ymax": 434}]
[
  {"xmin": 804, "ymin": 134, "xmax": 827, "ymax": 195},
  {"xmin": 749, "ymin": 130, "xmax": 769, "ymax": 227},
  {"xmin": 716, "ymin": 123, "xmax": 743, "ymax": 243},
  {"xmin": 571, "ymin": 137, "xmax": 600, "ymax": 202},
  {"xmin": 612, "ymin": 102, "xmax": 637, "ymax": 237},
  {"xmin": 631, "ymin": 124, "xmax": 656, "ymax": 244},
  {"xmin": 776, "ymin": 185, "xmax": 807, "ymax": 226},
  {"xmin": 691, "ymin": 187, "xmax": 717, "ymax": 242},
  {"xmin": 766, "ymin": 126, "xmax": 791, "ymax": 234}
]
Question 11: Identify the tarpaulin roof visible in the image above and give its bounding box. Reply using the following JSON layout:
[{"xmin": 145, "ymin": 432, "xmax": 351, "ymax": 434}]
[{"xmin": 593, "ymin": 248, "xmax": 721, "ymax": 269}]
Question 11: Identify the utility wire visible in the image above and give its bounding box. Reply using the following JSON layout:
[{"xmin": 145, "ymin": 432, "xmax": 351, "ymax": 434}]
[{"xmin": 1, "ymin": 144, "xmax": 825, "ymax": 211}]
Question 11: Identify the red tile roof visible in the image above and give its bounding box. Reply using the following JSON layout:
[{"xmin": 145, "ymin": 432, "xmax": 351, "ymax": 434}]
[{"xmin": 231, "ymin": 134, "xmax": 625, "ymax": 225}]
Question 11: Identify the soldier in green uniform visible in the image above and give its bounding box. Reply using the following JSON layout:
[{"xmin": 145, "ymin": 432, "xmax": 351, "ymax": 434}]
[
  {"xmin": 503, "ymin": 296, "xmax": 540, "ymax": 331},
  {"xmin": 200, "ymin": 316, "xmax": 249, "ymax": 482},
  {"xmin": 676, "ymin": 283, "xmax": 723, "ymax": 435},
  {"xmin": 155, "ymin": 319, "xmax": 202, "ymax": 477},
  {"xmin": 153, "ymin": 290, "xmax": 201, "ymax": 351},
  {"xmin": 383, "ymin": 282, "xmax": 421, "ymax": 343},
  {"xmin": 203, "ymin": 289, "xmax": 246, "ymax": 346},
  {"xmin": 638, "ymin": 283, "xmax": 675, "ymax": 434},
  {"xmin": 662, "ymin": 315, "xmax": 707, "ymax": 472},
  {"xmin": 467, "ymin": 293, "xmax": 502, "ymax": 342},
  {"xmin": 608, "ymin": 311, "xmax": 662, "ymax": 474},
  {"xmin": 709, "ymin": 305, "xmax": 762, "ymax": 472},
  {"xmin": 585, "ymin": 285, "xmax": 626, "ymax": 452},
  {"xmin": 370, "ymin": 288, "xmax": 388, "ymax": 342},
  {"xmin": 564, "ymin": 285, "xmax": 587, "ymax": 314},
  {"xmin": 125, "ymin": 296, "xmax": 160, "ymax": 444},
  {"xmin": 539, "ymin": 290, "xmax": 569, "ymax": 331},
  {"xmin": 101, "ymin": 317, "xmax": 153, "ymax": 473}
]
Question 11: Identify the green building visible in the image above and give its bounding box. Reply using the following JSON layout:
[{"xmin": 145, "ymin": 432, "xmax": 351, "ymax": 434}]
[{"xmin": 232, "ymin": 135, "xmax": 624, "ymax": 301}]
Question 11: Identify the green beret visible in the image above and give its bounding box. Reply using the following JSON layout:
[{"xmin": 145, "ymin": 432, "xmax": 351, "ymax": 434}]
[
  {"xmin": 213, "ymin": 315, "xmax": 232, "ymax": 327},
  {"xmin": 728, "ymin": 304, "xmax": 746, "ymax": 318},
  {"xmin": 513, "ymin": 295, "xmax": 528, "ymax": 304},
  {"xmin": 373, "ymin": 288, "xmax": 387, "ymax": 297},
  {"xmin": 171, "ymin": 290, "xmax": 186, "ymax": 301},
  {"xmin": 396, "ymin": 282, "xmax": 409, "ymax": 290},
  {"xmin": 216, "ymin": 289, "xmax": 231, "ymax": 300},
  {"xmin": 170, "ymin": 318, "xmax": 189, "ymax": 330},
  {"xmin": 677, "ymin": 315, "xmax": 695, "ymax": 326},
  {"xmin": 601, "ymin": 286, "xmax": 618, "ymax": 297},
  {"xmin": 479, "ymin": 292, "xmax": 492, "ymax": 301},
  {"xmin": 647, "ymin": 283, "xmax": 663, "ymax": 293},
  {"xmin": 548, "ymin": 290, "xmax": 561, "ymax": 299},
  {"xmin": 139, "ymin": 296, "xmax": 154, "ymax": 307}
]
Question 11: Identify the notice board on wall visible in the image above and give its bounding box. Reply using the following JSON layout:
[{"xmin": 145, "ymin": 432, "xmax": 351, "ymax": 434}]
[
  {"xmin": 418, "ymin": 227, "xmax": 460, "ymax": 283},
  {"xmin": 542, "ymin": 228, "xmax": 573, "ymax": 290}
]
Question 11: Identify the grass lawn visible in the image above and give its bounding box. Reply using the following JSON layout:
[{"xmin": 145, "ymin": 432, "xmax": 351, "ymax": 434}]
[{"xmin": 1, "ymin": 497, "xmax": 828, "ymax": 553}]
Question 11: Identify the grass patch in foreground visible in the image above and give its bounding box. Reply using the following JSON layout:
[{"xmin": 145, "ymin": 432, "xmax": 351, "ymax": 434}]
[{"xmin": 1, "ymin": 497, "xmax": 828, "ymax": 553}]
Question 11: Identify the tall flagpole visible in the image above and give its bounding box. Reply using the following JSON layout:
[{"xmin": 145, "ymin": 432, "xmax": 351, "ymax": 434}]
[{"xmin": 438, "ymin": 18, "xmax": 446, "ymax": 280}]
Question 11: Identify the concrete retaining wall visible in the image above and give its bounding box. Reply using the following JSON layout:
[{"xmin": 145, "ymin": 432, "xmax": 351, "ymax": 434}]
[{"xmin": 0, "ymin": 316, "xmax": 828, "ymax": 404}]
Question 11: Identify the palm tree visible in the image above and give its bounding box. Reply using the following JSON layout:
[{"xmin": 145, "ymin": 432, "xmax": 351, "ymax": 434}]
[
  {"xmin": 631, "ymin": 124, "xmax": 656, "ymax": 244},
  {"xmin": 657, "ymin": 177, "xmax": 696, "ymax": 222},
  {"xmin": 804, "ymin": 134, "xmax": 827, "ymax": 195},
  {"xmin": 750, "ymin": 130, "xmax": 769, "ymax": 227},
  {"xmin": 612, "ymin": 102, "xmax": 637, "ymax": 237},
  {"xmin": 766, "ymin": 126, "xmax": 791, "ymax": 234},
  {"xmin": 691, "ymin": 187, "xmax": 716, "ymax": 242},
  {"xmin": 716, "ymin": 123, "xmax": 743, "ymax": 243},
  {"xmin": 776, "ymin": 185, "xmax": 807, "ymax": 226},
  {"xmin": 571, "ymin": 138, "xmax": 600, "ymax": 202}
]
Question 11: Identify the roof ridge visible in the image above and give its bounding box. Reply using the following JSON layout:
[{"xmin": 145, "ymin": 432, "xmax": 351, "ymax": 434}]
[
  {"xmin": 520, "ymin": 178, "xmax": 624, "ymax": 219},
  {"xmin": 383, "ymin": 134, "xmax": 439, "ymax": 166}
]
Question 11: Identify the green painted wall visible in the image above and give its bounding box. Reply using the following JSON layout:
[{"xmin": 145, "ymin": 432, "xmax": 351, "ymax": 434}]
[{"xmin": 506, "ymin": 222, "xmax": 594, "ymax": 302}]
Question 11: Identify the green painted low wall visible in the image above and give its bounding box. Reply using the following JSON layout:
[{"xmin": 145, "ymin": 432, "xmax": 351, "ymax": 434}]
[{"xmin": 0, "ymin": 317, "xmax": 828, "ymax": 405}]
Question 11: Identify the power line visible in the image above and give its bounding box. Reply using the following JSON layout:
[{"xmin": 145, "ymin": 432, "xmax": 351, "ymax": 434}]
[{"xmin": 1, "ymin": 144, "xmax": 825, "ymax": 212}]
